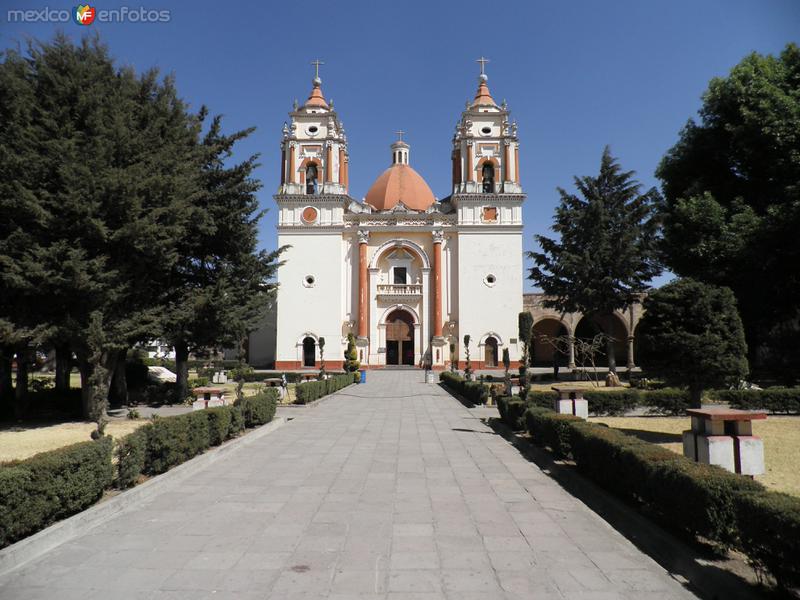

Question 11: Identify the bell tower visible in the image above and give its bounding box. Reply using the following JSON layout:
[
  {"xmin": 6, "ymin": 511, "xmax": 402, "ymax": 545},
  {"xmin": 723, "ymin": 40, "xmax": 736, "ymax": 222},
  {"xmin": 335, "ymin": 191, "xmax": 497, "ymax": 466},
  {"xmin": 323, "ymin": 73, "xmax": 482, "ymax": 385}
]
[
  {"xmin": 451, "ymin": 57, "xmax": 522, "ymax": 195},
  {"xmin": 278, "ymin": 60, "xmax": 349, "ymax": 197}
]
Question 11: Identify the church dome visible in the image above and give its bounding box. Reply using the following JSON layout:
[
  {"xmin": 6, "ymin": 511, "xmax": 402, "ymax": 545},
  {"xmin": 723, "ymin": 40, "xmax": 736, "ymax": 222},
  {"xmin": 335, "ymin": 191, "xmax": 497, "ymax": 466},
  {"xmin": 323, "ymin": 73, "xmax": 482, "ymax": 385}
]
[{"xmin": 364, "ymin": 138, "xmax": 435, "ymax": 212}]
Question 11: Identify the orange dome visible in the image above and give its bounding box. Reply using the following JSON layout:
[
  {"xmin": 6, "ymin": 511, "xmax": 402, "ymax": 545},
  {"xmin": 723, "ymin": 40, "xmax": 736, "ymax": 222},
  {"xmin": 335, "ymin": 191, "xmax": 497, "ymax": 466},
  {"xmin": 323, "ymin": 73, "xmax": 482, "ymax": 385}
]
[{"xmin": 365, "ymin": 164, "xmax": 435, "ymax": 212}]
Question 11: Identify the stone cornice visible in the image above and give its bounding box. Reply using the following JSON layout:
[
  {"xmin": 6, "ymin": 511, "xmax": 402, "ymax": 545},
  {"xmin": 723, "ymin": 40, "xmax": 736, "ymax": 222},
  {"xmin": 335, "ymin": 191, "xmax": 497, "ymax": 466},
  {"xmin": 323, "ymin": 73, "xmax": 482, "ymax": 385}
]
[{"xmin": 274, "ymin": 193, "xmax": 353, "ymax": 204}]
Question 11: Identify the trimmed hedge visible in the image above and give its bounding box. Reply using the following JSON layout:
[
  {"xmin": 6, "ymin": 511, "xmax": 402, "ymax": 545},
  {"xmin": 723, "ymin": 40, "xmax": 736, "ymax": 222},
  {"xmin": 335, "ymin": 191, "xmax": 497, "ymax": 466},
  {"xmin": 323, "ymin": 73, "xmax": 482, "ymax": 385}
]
[
  {"xmin": 0, "ymin": 437, "xmax": 114, "ymax": 548},
  {"xmin": 239, "ymin": 389, "xmax": 278, "ymax": 426},
  {"xmin": 526, "ymin": 407, "xmax": 764, "ymax": 543},
  {"xmin": 295, "ymin": 373, "xmax": 354, "ymax": 404},
  {"xmin": 524, "ymin": 407, "xmax": 583, "ymax": 457},
  {"xmin": 712, "ymin": 388, "xmax": 800, "ymax": 414},
  {"xmin": 519, "ymin": 407, "xmax": 800, "ymax": 588},
  {"xmin": 116, "ymin": 400, "xmax": 267, "ymax": 488},
  {"xmin": 496, "ymin": 396, "xmax": 526, "ymax": 430},
  {"xmin": 439, "ymin": 372, "xmax": 489, "ymax": 405},
  {"xmin": 523, "ymin": 390, "xmax": 557, "ymax": 409},
  {"xmin": 643, "ymin": 388, "xmax": 690, "ymax": 415},
  {"xmin": 584, "ymin": 390, "xmax": 640, "ymax": 416},
  {"xmin": 734, "ymin": 491, "xmax": 800, "ymax": 588}
]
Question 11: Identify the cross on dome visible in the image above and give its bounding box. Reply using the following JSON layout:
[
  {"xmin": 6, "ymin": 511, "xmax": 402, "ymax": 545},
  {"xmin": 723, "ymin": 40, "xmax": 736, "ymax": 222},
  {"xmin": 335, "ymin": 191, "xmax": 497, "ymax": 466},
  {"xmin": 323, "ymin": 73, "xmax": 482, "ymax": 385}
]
[
  {"xmin": 476, "ymin": 56, "xmax": 490, "ymax": 76},
  {"xmin": 311, "ymin": 59, "xmax": 324, "ymax": 82},
  {"xmin": 395, "ymin": 130, "xmax": 405, "ymax": 142}
]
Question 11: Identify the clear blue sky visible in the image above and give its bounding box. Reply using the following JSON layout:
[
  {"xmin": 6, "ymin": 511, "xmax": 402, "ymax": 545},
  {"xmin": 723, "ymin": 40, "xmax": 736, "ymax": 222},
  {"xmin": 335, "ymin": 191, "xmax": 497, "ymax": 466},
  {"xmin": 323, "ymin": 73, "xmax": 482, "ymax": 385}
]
[{"xmin": 2, "ymin": 0, "xmax": 798, "ymax": 291}]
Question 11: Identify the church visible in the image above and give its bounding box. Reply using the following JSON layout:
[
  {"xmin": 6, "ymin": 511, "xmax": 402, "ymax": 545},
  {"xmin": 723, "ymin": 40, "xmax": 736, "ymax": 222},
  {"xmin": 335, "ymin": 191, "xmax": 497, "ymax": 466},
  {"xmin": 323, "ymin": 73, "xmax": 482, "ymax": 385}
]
[{"xmin": 267, "ymin": 61, "xmax": 525, "ymax": 370}]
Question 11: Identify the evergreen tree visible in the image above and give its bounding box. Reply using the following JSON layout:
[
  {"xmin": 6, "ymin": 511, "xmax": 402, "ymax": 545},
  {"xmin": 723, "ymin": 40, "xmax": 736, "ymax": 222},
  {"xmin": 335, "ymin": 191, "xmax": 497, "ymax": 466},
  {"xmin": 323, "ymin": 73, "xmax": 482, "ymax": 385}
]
[
  {"xmin": 161, "ymin": 113, "xmax": 282, "ymax": 402},
  {"xmin": 529, "ymin": 146, "xmax": 661, "ymax": 372},
  {"xmin": 637, "ymin": 278, "xmax": 748, "ymax": 407},
  {"xmin": 657, "ymin": 43, "xmax": 800, "ymax": 383},
  {"xmin": 1, "ymin": 35, "xmax": 199, "ymax": 419}
]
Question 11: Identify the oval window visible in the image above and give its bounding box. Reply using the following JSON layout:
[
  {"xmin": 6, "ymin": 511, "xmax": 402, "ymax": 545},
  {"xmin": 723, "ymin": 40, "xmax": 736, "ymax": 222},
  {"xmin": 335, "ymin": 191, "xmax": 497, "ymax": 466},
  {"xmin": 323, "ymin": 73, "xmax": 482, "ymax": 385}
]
[
  {"xmin": 308, "ymin": 125, "xmax": 318, "ymax": 133},
  {"xmin": 481, "ymin": 126, "xmax": 491, "ymax": 135}
]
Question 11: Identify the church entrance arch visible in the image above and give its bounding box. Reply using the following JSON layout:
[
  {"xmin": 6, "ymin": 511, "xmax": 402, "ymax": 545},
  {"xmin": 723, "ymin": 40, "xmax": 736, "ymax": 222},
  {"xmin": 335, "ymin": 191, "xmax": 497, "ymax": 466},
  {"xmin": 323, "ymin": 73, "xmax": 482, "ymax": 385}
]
[
  {"xmin": 385, "ymin": 309, "xmax": 415, "ymax": 366},
  {"xmin": 302, "ymin": 337, "xmax": 316, "ymax": 367}
]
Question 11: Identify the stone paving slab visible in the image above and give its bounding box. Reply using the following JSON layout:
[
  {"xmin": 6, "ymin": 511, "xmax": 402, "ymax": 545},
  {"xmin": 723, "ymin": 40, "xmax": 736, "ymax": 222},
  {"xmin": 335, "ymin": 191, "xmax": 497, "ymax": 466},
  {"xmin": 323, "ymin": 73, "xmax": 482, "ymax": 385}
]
[{"xmin": 0, "ymin": 370, "xmax": 697, "ymax": 599}]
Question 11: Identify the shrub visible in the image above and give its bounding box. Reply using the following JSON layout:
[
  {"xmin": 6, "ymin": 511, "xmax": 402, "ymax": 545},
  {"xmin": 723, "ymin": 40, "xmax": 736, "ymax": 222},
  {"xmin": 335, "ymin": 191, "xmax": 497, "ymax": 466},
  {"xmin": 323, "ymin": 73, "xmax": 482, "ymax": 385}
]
[
  {"xmin": 229, "ymin": 405, "xmax": 245, "ymax": 435},
  {"xmin": 711, "ymin": 388, "xmax": 800, "ymax": 414},
  {"xmin": 440, "ymin": 372, "xmax": 488, "ymax": 405},
  {"xmin": 116, "ymin": 427, "xmax": 149, "ymax": 489},
  {"xmin": 584, "ymin": 389, "xmax": 640, "ymax": 416},
  {"xmin": 239, "ymin": 389, "xmax": 278, "ymax": 426},
  {"xmin": 524, "ymin": 407, "xmax": 582, "ymax": 457},
  {"xmin": 526, "ymin": 412, "xmax": 764, "ymax": 546},
  {"xmin": 0, "ymin": 437, "xmax": 114, "ymax": 548},
  {"xmin": 734, "ymin": 491, "xmax": 800, "ymax": 589},
  {"xmin": 523, "ymin": 389, "xmax": 557, "ymax": 409},
  {"xmin": 642, "ymin": 388, "xmax": 691, "ymax": 415},
  {"xmin": 206, "ymin": 406, "xmax": 233, "ymax": 445},
  {"xmin": 294, "ymin": 374, "xmax": 353, "ymax": 404},
  {"xmin": 497, "ymin": 396, "xmax": 526, "ymax": 430},
  {"xmin": 145, "ymin": 412, "xmax": 210, "ymax": 475}
]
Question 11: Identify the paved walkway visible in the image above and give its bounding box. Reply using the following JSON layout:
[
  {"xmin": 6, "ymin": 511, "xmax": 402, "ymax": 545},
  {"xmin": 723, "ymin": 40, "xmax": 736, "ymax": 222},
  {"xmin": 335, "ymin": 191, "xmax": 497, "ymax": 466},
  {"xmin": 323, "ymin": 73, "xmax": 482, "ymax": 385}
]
[{"xmin": 0, "ymin": 371, "xmax": 696, "ymax": 599}]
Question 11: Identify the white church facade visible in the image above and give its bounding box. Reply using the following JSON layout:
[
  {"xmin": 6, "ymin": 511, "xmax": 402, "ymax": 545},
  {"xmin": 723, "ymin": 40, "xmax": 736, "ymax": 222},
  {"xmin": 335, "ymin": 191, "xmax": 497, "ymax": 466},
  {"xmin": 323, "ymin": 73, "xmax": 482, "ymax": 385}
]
[{"xmin": 270, "ymin": 64, "xmax": 525, "ymax": 370}]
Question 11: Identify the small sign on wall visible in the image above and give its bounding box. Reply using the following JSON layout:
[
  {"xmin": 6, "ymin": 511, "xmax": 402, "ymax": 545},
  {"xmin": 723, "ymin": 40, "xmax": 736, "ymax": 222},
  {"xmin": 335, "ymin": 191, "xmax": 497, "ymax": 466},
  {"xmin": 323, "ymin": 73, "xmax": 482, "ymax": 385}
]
[
  {"xmin": 378, "ymin": 347, "xmax": 386, "ymax": 353},
  {"xmin": 510, "ymin": 338, "xmax": 518, "ymax": 344}
]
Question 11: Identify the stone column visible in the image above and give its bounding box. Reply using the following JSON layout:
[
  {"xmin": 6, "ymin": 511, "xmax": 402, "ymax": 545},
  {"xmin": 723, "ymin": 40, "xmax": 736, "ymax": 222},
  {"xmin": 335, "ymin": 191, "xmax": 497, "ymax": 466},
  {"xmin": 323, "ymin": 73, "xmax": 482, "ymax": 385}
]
[
  {"xmin": 357, "ymin": 231, "xmax": 369, "ymax": 339},
  {"xmin": 288, "ymin": 143, "xmax": 296, "ymax": 183},
  {"xmin": 338, "ymin": 147, "xmax": 345, "ymax": 186},
  {"xmin": 514, "ymin": 146, "xmax": 520, "ymax": 183},
  {"xmin": 432, "ymin": 230, "xmax": 444, "ymax": 338},
  {"xmin": 568, "ymin": 336, "xmax": 576, "ymax": 369},
  {"xmin": 466, "ymin": 142, "xmax": 474, "ymax": 182},
  {"xmin": 626, "ymin": 336, "xmax": 635, "ymax": 369},
  {"xmin": 325, "ymin": 144, "xmax": 333, "ymax": 183},
  {"xmin": 503, "ymin": 141, "xmax": 511, "ymax": 183}
]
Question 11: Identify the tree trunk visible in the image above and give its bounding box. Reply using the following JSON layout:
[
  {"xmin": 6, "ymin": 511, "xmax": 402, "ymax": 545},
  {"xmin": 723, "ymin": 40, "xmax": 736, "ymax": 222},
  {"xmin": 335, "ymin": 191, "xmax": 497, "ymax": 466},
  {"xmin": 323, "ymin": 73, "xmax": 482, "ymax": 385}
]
[
  {"xmin": 689, "ymin": 386, "xmax": 703, "ymax": 409},
  {"xmin": 0, "ymin": 346, "xmax": 13, "ymax": 419},
  {"xmin": 174, "ymin": 340, "xmax": 190, "ymax": 404},
  {"xmin": 55, "ymin": 344, "xmax": 71, "ymax": 392},
  {"xmin": 108, "ymin": 348, "xmax": 128, "ymax": 407},
  {"xmin": 606, "ymin": 337, "xmax": 617, "ymax": 374},
  {"xmin": 14, "ymin": 348, "xmax": 30, "ymax": 420}
]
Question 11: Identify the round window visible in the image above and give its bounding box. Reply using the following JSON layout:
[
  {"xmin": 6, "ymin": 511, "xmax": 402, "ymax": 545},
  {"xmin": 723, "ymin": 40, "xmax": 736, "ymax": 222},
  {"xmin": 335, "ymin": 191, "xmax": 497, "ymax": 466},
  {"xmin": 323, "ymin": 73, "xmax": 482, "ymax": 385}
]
[
  {"xmin": 307, "ymin": 125, "xmax": 319, "ymax": 135},
  {"xmin": 484, "ymin": 274, "xmax": 497, "ymax": 287},
  {"xmin": 303, "ymin": 275, "xmax": 316, "ymax": 288},
  {"xmin": 301, "ymin": 206, "xmax": 318, "ymax": 224},
  {"xmin": 481, "ymin": 126, "xmax": 492, "ymax": 135}
]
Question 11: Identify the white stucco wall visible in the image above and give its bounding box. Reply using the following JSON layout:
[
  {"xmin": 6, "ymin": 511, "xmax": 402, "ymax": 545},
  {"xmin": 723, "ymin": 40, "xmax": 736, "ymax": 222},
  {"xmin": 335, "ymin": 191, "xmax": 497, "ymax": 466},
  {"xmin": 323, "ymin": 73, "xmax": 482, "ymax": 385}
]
[
  {"xmin": 456, "ymin": 230, "xmax": 523, "ymax": 363},
  {"xmin": 275, "ymin": 231, "xmax": 344, "ymax": 364}
]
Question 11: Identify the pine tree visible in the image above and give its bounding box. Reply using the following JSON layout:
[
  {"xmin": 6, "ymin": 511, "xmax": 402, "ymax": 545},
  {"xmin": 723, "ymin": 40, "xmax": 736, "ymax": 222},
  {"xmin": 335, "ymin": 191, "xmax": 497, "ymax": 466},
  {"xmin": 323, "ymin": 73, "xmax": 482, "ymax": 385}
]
[{"xmin": 529, "ymin": 146, "xmax": 661, "ymax": 372}]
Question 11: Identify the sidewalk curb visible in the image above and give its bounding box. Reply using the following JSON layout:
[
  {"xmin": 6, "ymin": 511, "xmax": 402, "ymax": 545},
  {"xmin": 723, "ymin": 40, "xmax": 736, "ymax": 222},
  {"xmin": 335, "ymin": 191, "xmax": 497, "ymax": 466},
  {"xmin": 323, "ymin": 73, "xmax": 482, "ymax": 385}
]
[{"xmin": 0, "ymin": 416, "xmax": 286, "ymax": 577}]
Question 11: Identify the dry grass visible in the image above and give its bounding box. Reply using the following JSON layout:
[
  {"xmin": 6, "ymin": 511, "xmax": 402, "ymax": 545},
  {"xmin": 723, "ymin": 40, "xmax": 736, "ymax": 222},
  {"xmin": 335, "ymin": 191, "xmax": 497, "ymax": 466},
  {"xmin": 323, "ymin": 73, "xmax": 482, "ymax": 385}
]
[
  {"xmin": 0, "ymin": 420, "xmax": 147, "ymax": 463},
  {"xmin": 527, "ymin": 381, "xmax": 631, "ymax": 392},
  {"xmin": 590, "ymin": 415, "xmax": 800, "ymax": 497}
]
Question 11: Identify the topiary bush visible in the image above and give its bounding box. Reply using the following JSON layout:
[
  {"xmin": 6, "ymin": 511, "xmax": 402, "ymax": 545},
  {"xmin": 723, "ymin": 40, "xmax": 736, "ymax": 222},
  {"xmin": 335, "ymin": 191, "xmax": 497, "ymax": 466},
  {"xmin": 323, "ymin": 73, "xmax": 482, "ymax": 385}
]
[
  {"xmin": 145, "ymin": 411, "xmax": 211, "ymax": 475},
  {"xmin": 734, "ymin": 491, "xmax": 800, "ymax": 589},
  {"xmin": 522, "ymin": 389, "xmax": 558, "ymax": 409},
  {"xmin": 0, "ymin": 437, "xmax": 114, "ymax": 548}
]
